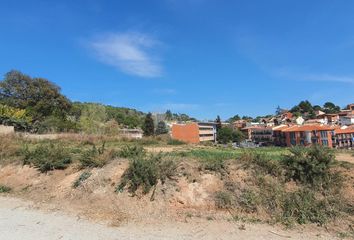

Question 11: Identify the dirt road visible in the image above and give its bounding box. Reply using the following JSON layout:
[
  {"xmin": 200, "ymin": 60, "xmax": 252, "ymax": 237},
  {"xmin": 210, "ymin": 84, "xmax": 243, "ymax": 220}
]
[{"xmin": 0, "ymin": 196, "xmax": 339, "ymax": 240}]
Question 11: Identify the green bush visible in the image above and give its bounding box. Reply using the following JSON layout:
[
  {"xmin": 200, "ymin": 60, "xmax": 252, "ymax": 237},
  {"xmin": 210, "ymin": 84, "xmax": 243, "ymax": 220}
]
[
  {"xmin": 73, "ymin": 171, "xmax": 92, "ymax": 188},
  {"xmin": 79, "ymin": 143, "xmax": 115, "ymax": 168},
  {"xmin": 283, "ymin": 145, "xmax": 335, "ymax": 186},
  {"xmin": 281, "ymin": 188, "xmax": 334, "ymax": 226},
  {"xmin": 240, "ymin": 151, "xmax": 282, "ymax": 177},
  {"xmin": 118, "ymin": 145, "xmax": 146, "ymax": 159},
  {"xmin": 116, "ymin": 154, "xmax": 176, "ymax": 195},
  {"xmin": 200, "ymin": 158, "xmax": 226, "ymax": 173},
  {"xmin": 167, "ymin": 139, "xmax": 185, "ymax": 145},
  {"xmin": 22, "ymin": 143, "xmax": 72, "ymax": 172},
  {"xmin": 239, "ymin": 189, "xmax": 261, "ymax": 213},
  {"xmin": 0, "ymin": 185, "xmax": 11, "ymax": 193}
]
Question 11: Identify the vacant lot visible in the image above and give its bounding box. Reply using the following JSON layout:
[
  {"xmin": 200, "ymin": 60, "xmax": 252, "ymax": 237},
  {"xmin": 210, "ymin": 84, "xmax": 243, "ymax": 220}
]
[{"xmin": 0, "ymin": 134, "xmax": 353, "ymax": 239}]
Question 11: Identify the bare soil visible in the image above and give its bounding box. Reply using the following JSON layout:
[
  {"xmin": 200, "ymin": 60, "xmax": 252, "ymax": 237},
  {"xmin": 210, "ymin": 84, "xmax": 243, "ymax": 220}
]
[{"xmin": 0, "ymin": 154, "xmax": 353, "ymax": 239}]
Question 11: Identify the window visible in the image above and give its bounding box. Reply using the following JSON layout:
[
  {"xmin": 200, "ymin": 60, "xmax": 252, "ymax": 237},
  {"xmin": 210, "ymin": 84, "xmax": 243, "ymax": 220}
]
[
  {"xmin": 321, "ymin": 140, "xmax": 328, "ymax": 146},
  {"xmin": 320, "ymin": 131, "xmax": 328, "ymax": 139}
]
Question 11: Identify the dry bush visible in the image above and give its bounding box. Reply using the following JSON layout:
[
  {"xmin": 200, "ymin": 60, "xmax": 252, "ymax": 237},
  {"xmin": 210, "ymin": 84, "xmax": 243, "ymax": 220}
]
[{"xmin": 0, "ymin": 135, "xmax": 21, "ymax": 164}]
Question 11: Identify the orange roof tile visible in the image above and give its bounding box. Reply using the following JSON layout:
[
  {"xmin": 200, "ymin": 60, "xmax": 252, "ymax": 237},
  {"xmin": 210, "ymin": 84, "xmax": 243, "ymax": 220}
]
[{"xmin": 281, "ymin": 125, "xmax": 333, "ymax": 132}]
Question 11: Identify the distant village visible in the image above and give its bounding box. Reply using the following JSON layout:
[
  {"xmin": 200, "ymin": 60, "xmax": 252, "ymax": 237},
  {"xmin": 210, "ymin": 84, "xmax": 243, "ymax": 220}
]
[{"xmin": 169, "ymin": 103, "xmax": 354, "ymax": 149}]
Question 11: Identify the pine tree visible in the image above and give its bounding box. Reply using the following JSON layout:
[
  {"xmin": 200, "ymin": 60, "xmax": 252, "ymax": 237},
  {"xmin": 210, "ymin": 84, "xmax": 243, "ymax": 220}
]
[
  {"xmin": 143, "ymin": 112, "xmax": 155, "ymax": 136},
  {"xmin": 216, "ymin": 115, "xmax": 222, "ymax": 132},
  {"xmin": 156, "ymin": 121, "xmax": 168, "ymax": 135}
]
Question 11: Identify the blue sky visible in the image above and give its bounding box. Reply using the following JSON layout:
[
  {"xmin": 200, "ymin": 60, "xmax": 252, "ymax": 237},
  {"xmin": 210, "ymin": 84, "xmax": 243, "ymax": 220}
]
[{"xmin": 1, "ymin": 0, "xmax": 354, "ymax": 120}]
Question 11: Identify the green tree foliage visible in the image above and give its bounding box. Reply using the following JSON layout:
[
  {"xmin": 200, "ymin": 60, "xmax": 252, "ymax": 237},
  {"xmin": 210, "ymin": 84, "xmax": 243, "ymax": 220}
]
[
  {"xmin": 78, "ymin": 103, "xmax": 107, "ymax": 134},
  {"xmin": 323, "ymin": 102, "xmax": 340, "ymax": 114},
  {"xmin": 143, "ymin": 112, "xmax": 155, "ymax": 136},
  {"xmin": 227, "ymin": 114, "xmax": 241, "ymax": 123},
  {"xmin": 0, "ymin": 104, "xmax": 31, "ymax": 130},
  {"xmin": 215, "ymin": 115, "xmax": 222, "ymax": 132},
  {"xmin": 0, "ymin": 70, "xmax": 72, "ymax": 121},
  {"xmin": 217, "ymin": 127, "xmax": 245, "ymax": 144},
  {"xmin": 165, "ymin": 110, "xmax": 173, "ymax": 121},
  {"xmin": 155, "ymin": 121, "xmax": 168, "ymax": 135}
]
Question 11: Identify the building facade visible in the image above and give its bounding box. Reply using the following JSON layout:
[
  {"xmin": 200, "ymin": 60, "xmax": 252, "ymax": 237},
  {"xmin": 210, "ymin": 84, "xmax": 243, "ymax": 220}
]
[
  {"xmin": 171, "ymin": 122, "xmax": 217, "ymax": 143},
  {"xmin": 334, "ymin": 128, "xmax": 354, "ymax": 149},
  {"xmin": 282, "ymin": 125, "xmax": 334, "ymax": 148}
]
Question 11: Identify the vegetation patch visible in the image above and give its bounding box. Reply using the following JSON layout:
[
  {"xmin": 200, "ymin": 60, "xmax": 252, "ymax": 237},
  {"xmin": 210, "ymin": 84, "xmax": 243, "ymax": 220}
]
[
  {"xmin": 22, "ymin": 142, "xmax": 72, "ymax": 172},
  {"xmin": 0, "ymin": 185, "xmax": 11, "ymax": 193},
  {"xmin": 73, "ymin": 171, "xmax": 92, "ymax": 188},
  {"xmin": 118, "ymin": 145, "xmax": 146, "ymax": 159},
  {"xmin": 79, "ymin": 142, "xmax": 116, "ymax": 168},
  {"xmin": 116, "ymin": 154, "xmax": 177, "ymax": 195}
]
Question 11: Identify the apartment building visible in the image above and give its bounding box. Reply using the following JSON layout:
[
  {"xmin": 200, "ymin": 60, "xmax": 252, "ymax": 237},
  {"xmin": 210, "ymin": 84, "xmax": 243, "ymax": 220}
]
[
  {"xmin": 282, "ymin": 125, "xmax": 334, "ymax": 148},
  {"xmin": 241, "ymin": 126, "xmax": 273, "ymax": 144},
  {"xmin": 171, "ymin": 122, "xmax": 217, "ymax": 143},
  {"xmin": 272, "ymin": 125, "xmax": 289, "ymax": 146},
  {"xmin": 334, "ymin": 127, "xmax": 354, "ymax": 149}
]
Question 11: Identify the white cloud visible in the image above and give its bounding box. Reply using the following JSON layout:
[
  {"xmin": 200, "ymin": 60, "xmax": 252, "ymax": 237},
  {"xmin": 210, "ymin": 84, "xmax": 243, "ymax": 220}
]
[
  {"xmin": 301, "ymin": 74, "xmax": 354, "ymax": 83},
  {"xmin": 89, "ymin": 32, "xmax": 163, "ymax": 78},
  {"xmin": 275, "ymin": 68, "xmax": 354, "ymax": 84}
]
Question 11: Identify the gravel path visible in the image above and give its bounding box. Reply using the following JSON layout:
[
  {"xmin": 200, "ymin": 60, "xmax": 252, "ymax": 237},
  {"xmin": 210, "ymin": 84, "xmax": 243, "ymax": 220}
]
[{"xmin": 0, "ymin": 197, "xmax": 338, "ymax": 240}]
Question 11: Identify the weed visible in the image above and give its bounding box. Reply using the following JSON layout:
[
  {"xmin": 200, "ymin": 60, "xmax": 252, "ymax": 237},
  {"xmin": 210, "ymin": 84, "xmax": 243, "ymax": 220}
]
[
  {"xmin": 118, "ymin": 145, "xmax": 146, "ymax": 159},
  {"xmin": 167, "ymin": 139, "xmax": 185, "ymax": 145},
  {"xmin": 0, "ymin": 185, "xmax": 11, "ymax": 193},
  {"xmin": 73, "ymin": 171, "xmax": 92, "ymax": 188},
  {"xmin": 79, "ymin": 143, "xmax": 115, "ymax": 168},
  {"xmin": 214, "ymin": 191, "xmax": 233, "ymax": 209}
]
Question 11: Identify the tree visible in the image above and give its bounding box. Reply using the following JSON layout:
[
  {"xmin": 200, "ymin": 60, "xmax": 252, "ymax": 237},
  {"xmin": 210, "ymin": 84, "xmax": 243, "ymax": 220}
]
[
  {"xmin": 79, "ymin": 103, "xmax": 107, "ymax": 134},
  {"xmin": 215, "ymin": 115, "xmax": 222, "ymax": 132},
  {"xmin": 165, "ymin": 110, "xmax": 172, "ymax": 121},
  {"xmin": 0, "ymin": 70, "xmax": 72, "ymax": 121},
  {"xmin": 323, "ymin": 102, "xmax": 340, "ymax": 114},
  {"xmin": 227, "ymin": 114, "xmax": 241, "ymax": 123},
  {"xmin": 143, "ymin": 112, "xmax": 155, "ymax": 136},
  {"xmin": 217, "ymin": 127, "xmax": 244, "ymax": 144},
  {"xmin": 155, "ymin": 121, "xmax": 168, "ymax": 135}
]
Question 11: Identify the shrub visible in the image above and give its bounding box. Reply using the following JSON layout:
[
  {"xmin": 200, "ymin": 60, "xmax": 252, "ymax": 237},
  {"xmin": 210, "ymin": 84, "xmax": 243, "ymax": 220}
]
[
  {"xmin": 118, "ymin": 145, "xmax": 146, "ymax": 159},
  {"xmin": 79, "ymin": 143, "xmax": 115, "ymax": 168},
  {"xmin": 200, "ymin": 158, "xmax": 226, "ymax": 173},
  {"xmin": 240, "ymin": 151, "xmax": 282, "ymax": 177},
  {"xmin": 215, "ymin": 191, "xmax": 233, "ymax": 209},
  {"xmin": 283, "ymin": 145, "xmax": 335, "ymax": 186},
  {"xmin": 281, "ymin": 188, "xmax": 334, "ymax": 226},
  {"xmin": 239, "ymin": 189, "xmax": 261, "ymax": 213},
  {"xmin": 116, "ymin": 154, "xmax": 176, "ymax": 195},
  {"xmin": 22, "ymin": 142, "xmax": 72, "ymax": 172},
  {"xmin": 0, "ymin": 136, "xmax": 20, "ymax": 164},
  {"xmin": 73, "ymin": 171, "xmax": 92, "ymax": 188},
  {"xmin": 0, "ymin": 185, "xmax": 11, "ymax": 193},
  {"xmin": 167, "ymin": 139, "xmax": 185, "ymax": 145}
]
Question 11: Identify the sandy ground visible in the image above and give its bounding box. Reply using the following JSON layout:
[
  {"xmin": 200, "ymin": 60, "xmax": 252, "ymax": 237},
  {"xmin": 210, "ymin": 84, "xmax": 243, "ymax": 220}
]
[{"xmin": 0, "ymin": 196, "xmax": 340, "ymax": 240}]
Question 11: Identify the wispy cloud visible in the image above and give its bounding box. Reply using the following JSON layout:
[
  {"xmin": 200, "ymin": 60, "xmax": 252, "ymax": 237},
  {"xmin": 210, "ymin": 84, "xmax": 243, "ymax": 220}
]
[
  {"xmin": 275, "ymin": 68, "xmax": 354, "ymax": 84},
  {"xmin": 152, "ymin": 88, "xmax": 177, "ymax": 95},
  {"xmin": 89, "ymin": 32, "xmax": 163, "ymax": 78},
  {"xmin": 151, "ymin": 103, "xmax": 199, "ymax": 112}
]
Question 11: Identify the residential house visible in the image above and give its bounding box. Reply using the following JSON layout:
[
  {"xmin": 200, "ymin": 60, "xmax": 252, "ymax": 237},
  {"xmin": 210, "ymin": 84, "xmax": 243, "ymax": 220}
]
[
  {"xmin": 241, "ymin": 126, "xmax": 273, "ymax": 144},
  {"xmin": 334, "ymin": 127, "xmax": 354, "ymax": 149},
  {"xmin": 281, "ymin": 125, "xmax": 334, "ymax": 148},
  {"xmin": 171, "ymin": 122, "xmax": 217, "ymax": 143},
  {"xmin": 272, "ymin": 125, "xmax": 290, "ymax": 147},
  {"xmin": 316, "ymin": 113, "xmax": 339, "ymax": 125}
]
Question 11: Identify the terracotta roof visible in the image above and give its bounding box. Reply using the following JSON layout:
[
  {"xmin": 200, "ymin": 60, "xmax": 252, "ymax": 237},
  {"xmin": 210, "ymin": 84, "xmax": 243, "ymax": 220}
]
[
  {"xmin": 272, "ymin": 125, "xmax": 291, "ymax": 131},
  {"xmin": 335, "ymin": 127, "xmax": 354, "ymax": 134},
  {"xmin": 281, "ymin": 125, "xmax": 333, "ymax": 132}
]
